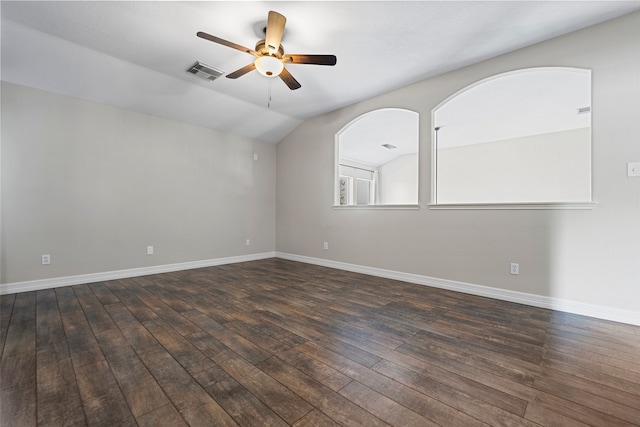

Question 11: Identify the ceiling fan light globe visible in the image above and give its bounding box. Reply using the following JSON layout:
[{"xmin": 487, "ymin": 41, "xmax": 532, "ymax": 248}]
[{"xmin": 255, "ymin": 56, "xmax": 284, "ymax": 77}]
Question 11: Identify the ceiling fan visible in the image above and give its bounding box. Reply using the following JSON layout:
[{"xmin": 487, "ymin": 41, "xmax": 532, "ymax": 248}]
[{"xmin": 197, "ymin": 11, "xmax": 337, "ymax": 90}]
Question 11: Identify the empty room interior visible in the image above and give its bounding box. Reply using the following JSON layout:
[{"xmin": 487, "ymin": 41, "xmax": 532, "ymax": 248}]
[{"xmin": 1, "ymin": 1, "xmax": 640, "ymax": 426}]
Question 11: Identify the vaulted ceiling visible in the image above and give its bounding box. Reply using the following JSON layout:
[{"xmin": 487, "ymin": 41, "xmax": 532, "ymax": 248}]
[{"xmin": 2, "ymin": 1, "xmax": 639, "ymax": 143}]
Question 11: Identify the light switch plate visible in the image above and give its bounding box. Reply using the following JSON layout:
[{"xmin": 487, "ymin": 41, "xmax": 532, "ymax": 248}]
[{"xmin": 628, "ymin": 162, "xmax": 640, "ymax": 177}]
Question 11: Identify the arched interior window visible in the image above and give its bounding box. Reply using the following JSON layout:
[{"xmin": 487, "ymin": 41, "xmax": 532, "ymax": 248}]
[
  {"xmin": 432, "ymin": 67, "xmax": 592, "ymax": 206},
  {"xmin": 335, "ymin": 108, "xmax": 419, "ymax": 206}
]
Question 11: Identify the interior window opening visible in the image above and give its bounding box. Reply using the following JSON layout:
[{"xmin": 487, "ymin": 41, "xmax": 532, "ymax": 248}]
[
  {"xmin": 335, "ymin": 108, "xmax": 419, "ymax": 207},
  {"xmin": 432, "ymin": 67, "xmax": 592, "ymax": 206}
]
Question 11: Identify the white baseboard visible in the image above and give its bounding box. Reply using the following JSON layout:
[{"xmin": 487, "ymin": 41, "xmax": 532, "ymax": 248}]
[
  {"xmin": 276, "ymin": 252, "xmax": 640, "ymax": 327},
  {"xmin": 0, "ymin": 252, "xmax": 276, "ymax": 295},
  {"xmin": 2, "ymin": 250, "xmax": 638, "ymax": 326}
]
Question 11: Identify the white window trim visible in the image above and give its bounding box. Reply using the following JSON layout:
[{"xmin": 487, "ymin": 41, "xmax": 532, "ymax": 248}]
[
  {"xmin": 333, "ymin": 204, "xmax": 421, "ymax": 210},
  {"xmin": 428, "ymin": 202, "xmax": 596, "ymax": 210}
]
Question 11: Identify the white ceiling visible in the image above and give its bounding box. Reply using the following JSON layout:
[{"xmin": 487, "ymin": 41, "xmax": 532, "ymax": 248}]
[{"xmin": 2, "ymin": 1, "xmax": 639, "ymax": 144}]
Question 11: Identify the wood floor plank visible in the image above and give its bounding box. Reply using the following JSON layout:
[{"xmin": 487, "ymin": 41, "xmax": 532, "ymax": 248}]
[
  {"xmin": 1, "ymin": 293, "xmax": 37, "ymax": 426},
  {"xmin": 544, "ymin": 334, "xmax": 640, "ymax": 374},
  {"xmin": 224, "ymin": 319, "xmax": 299, "ymax": 354},
  {"xmin": 551, "ymin": 321, "xmax": 640, "ymax": 352},
  {"xmin": 36, "ymin": 346, "xmax": 86, "ymax": 426},
  {"xmin": 61, "ymin": 310, "xmax": 106, "ymax": 368},
  {"xmin": 294, "ymin": 342, "xmax": 491, "ymax": 427},
  {"xmin": 104, "ymin": 302, "xmax": 159, "ymax": 351},
  {"xmin": 530, "ymin": 388, "xmax": 638, "ymax": 427},
  {"xmin": 257, "ymin": 356, "xmax": 389, "ymax": 427},
  {"xmin": 0, "ymin": 293, "xmax": 15, "ymax": 357},
  {"xmin": 36, "ymin": 289, "xmax": 66, "ymax": 351},
  {"xmin": 143, "ymin": 319, "xmax": 218, "ymax": 376},
  {"xmin": 73, "ymin": 285, "xmax": 118, "ymax": 335},
  {"xmin": 203, "ymin": 367, "xmax": 289, "ymax": 427},
  {"xmin": 276, "ymin": 347, "xmax": 353, "ymax": 392},
  {"xmin": 214, "ymin": 350, "xmax": 314, "ymax": 425},
  {"xmin": 524, "ymin": 403, "xmax": 592, "ymax": 427},
  {"xmin": 402, "ymin": 329, "xmax": 542, "ymax": 385},
  {"xmin": 541, "ymin": 348, "xmax": 640, "ymax": 396},
  {"xmin": 136, "ymin": 403, "xmax": 188, "ymax": 427},
  {"xmin": 35, "ymin": 290, "xmax": 86, "ymax": 425},
  {"xmin": 2, "ymin": 291, "xmax": 36, "ymax": 356},
  {"xmin": 94, "ymin": 328, "xmax": 171, "ymax": 419},
  {"xmin": 55, "ymin": 286, "xmax": 82, "ymax": 314},
  {"xmin": 2, "ymin": 258, "xmax": 640, "ymax": 427},
  {"xmin": 547, "ymin": 328, "xmax": 640, "ymax": 365},
  {"xmin": 105, "ymin": 282, "xmax": 159, "ymax": 323},
  {"xmin": 73, "ymin": 359, "xmax": 137, "ymax": 426},
  {"xmin": 252, "ymin": 308, "xmax": 384, "ymax": 368},
  {"xmin": 372, "ymin": 359, "xmax": 539, "ymax": 426},
  {"xmin": 533, "ymin": 370, "xmax": 640, "ymax": 425},
  {"xmin": 293, "ymin": 409, "xmax": 343, "ymax": 427},
  {"xmin": 88, "ymin": 282, "xmax": 121, "ymax": 305},
  {"xmin": 0, "ymin": 385, "xmax": 37, "ymax": 426},
  {"xmin": 231, "ymin": 310, "xmax": 307, "ymax": 348},
  {"xmin": 179, "ymin": 401, "xmax": 240, "ymax": 427},
  {"xmin": 126, "ymin": 282, "xmax": 202, "ymax": 336},
  {"xmin": 338, "ymin": 380, "xmax": 437, "ymax": 427},
  {"xmin": 398, "ymin": 338, "xmax": 534, "ymax": 398},
  {"xmin": 330, "ymin": 308, "xmax": 421, "ymax": 341},
  {"xmin": 137, "ymin": 344, "xmax": 237, "ymax": 425},
  {"xmin": 410, "ymin": 320, "xmax": 545, "ymax": 368},
  {"xmin": 182, "ymin": 309, "xmax": 272, "ymax": 365},
  {"xmin": 548, "ymin": 310, "xmax": 640, "ymax": 337},
  {"xmin": 134, "ymin": 278, "xmax": 196, "ymax": 313}
]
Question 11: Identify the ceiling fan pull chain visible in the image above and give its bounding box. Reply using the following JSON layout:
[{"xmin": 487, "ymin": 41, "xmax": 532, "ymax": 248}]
[{"xmin": 268, "ymin": 78, "xmax": 272, "ymax": 108}]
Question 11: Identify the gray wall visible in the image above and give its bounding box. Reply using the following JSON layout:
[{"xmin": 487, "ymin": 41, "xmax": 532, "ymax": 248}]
[
  {"xmin": 276, "ymin": 12, "xmax": 640, "ymax": 313},
  {"xmin": 1, "ymin": 82, "xmax": 276, "ymax": 283}
]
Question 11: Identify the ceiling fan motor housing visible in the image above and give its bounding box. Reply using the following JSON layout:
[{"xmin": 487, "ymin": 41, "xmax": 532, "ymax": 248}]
[{"xmin": 255, "ymin": 40, "xmax": 284, "ymax": 58}]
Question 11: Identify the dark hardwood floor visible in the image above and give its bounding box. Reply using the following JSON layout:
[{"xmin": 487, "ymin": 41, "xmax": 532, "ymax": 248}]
[{"xmin": 1, "ymin": 258, "xmax": 639, "ymax": 426}]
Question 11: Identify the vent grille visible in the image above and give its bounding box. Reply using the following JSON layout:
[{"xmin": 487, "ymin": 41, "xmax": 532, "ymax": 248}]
[
  {"xmin": 577, "ymin": 106, "xmax": 591, "ymax": 115},
  {"xmin": 187, "ymin": 61, "xmax": 224, "ymax": 81}
]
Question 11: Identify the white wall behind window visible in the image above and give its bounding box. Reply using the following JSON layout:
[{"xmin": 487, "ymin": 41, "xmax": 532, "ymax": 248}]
[
  {"xmin": 437, "ymin": 128, "xmax": 591, "ymax": 203},
  {"xmin": 379, "ymin": 154, "xmax": 419, "ymax": 205}
]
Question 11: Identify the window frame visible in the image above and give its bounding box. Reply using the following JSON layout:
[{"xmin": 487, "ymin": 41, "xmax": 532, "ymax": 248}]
[
  {"xmin": 333, "ymin": 108, "xmax": 420, "ymax": 209},
  {"xmin": 429, "ymin": 67, "xmax": 596, "ymax": 211}
]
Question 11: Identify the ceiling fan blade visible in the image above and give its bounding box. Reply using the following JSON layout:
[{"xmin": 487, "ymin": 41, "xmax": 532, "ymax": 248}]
[
  {"xmin": 265, "ymin": 11, "xmax": 286, "ymax": 54},
  {"xmin": 197, "ymin": 31, "xmax": 257, "ymax": 56},
  {"xmin": 226, "ymin": 63, "xmax": 256, "ymax": 79},
  {"xmin": 279, "ymin": 67, "xmax": 301, "ymax": 90},
  {"xmin": 283, "ymin": 54, "xmax": 337, "ymax": 66}
]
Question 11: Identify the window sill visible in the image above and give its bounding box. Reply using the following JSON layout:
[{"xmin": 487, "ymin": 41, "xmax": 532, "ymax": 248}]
[
  {"xmin": 333, "ymin": 204, "xmax": 421, "ymax": 210},
  {"xmin": 428, "ymin": 201, "xmax": 597, "ymax": 210}
]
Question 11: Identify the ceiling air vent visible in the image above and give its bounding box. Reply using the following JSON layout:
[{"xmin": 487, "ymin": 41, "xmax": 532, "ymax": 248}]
[
  {"xmin": 187, "ymin": 61, "xmax": 224, "ymax": 82},
  {"xmin": 577, "ymin": 106, "xmax": 591, "ymax": 115}
]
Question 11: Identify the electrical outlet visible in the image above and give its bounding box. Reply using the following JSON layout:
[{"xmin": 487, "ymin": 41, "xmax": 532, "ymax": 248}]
[
  {"xmin": 146, "ymin": 246, "xmax": 154, "ymax": 255},
  {"xmin": 41, "ymin": 254, "xmax": 51, "ymax": 265},
  {"xmin": 510, "ymin": 263, "xmax": 520, "ymax": 275},
  {"xmin": 628, "ymin": 161, "xmax": 640, "ymax": 177},
  {"xmin": 246, "ymin": 239, "xmax": 251, "ymax": 246},
  {"xmin": 323, "ymin": 242, "xmax": 329, "ymax": 250}
]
